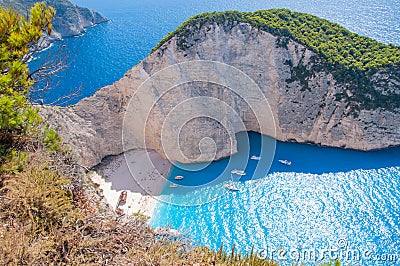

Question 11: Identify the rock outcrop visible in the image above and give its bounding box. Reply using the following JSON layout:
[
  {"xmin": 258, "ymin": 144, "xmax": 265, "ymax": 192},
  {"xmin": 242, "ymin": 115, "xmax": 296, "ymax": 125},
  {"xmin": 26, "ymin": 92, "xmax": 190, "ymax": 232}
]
[
  {"xmin": 47, "ymin": 0, "xmax": 108, "ymax": 38},
  {"xmin": 42, "ymin": 18, "xmax": 400, "ymax": 168},
  {"xmin": 0, "ymin": 0, "xmax": 107, "ymax": 42}
]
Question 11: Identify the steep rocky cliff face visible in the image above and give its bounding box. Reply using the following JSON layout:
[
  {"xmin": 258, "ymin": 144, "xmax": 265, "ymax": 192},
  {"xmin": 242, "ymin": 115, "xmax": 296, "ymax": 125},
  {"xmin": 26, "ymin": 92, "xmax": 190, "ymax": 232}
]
[
  {"xmin": 47, "ymin": 0, "xmax": 107, "ymax": 37},
  {"xmin": 0, "ymin": 0, "xmax": 107, "ymax": 42},
  {"xmin": 42, "ymin": 21, "xmax": 400, "ymax": 168}
]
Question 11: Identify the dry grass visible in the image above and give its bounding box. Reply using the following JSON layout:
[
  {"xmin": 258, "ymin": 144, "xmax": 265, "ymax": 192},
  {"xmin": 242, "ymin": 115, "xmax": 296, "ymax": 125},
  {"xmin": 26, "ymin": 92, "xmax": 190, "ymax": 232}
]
[
  {"xmin": 0, "ymin": 148, "xmax": 281, "ymax": 265},
  {"xmin": 0, "ymin": 147, "xmax": 340, "ymax": 265}
]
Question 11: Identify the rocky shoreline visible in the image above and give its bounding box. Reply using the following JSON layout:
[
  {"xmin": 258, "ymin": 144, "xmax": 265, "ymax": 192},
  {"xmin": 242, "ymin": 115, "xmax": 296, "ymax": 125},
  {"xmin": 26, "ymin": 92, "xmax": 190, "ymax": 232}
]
[
  {"xmin": 41, "ymin": 17, "xmax": 400, "ymax": 169},
  {"xmin": 0, "ymin": 0, "xmax": 108, "ymax": 47}
]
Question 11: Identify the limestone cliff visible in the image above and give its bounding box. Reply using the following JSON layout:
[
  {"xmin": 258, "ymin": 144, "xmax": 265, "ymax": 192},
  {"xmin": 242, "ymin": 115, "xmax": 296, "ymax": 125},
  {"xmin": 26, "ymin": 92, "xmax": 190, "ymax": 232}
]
[
  {"xmin": 0, "ymin": 0, "xmax": 107, "ymax": 42},
  {"xmin": 42, "ymin": 11, "xmax": 400, "ymax": 168}
]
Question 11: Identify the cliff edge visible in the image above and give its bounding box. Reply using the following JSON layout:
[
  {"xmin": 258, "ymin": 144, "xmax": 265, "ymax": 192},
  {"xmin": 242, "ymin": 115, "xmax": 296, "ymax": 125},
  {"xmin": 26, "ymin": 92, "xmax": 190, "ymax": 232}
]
[
  {"xmin": 42, "ymin": 9, "xmax": 400, "ymax": 168},
  {"xmin": 0, "ymin": 0, "xmax": 107, "ymax": 42}
]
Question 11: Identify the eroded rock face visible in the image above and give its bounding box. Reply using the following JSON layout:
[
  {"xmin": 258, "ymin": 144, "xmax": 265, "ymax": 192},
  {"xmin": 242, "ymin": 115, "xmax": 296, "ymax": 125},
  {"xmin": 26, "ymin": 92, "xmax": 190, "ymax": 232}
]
[
  {"xmin": 42, "ymin": 22, "xmax": 400, "ymax": 168},
  {"xmin": 0, "ymin": 0, "xmax": 108, "ymax": 40},
  {"xmin": 50, "ymin": 2, "xmax": 108, "ymax": 37}
]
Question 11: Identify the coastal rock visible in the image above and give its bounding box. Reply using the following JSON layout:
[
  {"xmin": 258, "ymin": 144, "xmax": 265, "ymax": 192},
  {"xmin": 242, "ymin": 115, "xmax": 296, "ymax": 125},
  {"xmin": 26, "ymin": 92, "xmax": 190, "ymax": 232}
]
[
  {"xmin": 0, "ymin": 0, "xmax": 107, "ymax": 40},
  {"xmin": 49, "ymin": 1, "xmax": 108, "ymax": 37},
  {"xmin": 42, "ymin": 22, "xmax": 400, "ymax": 168}
]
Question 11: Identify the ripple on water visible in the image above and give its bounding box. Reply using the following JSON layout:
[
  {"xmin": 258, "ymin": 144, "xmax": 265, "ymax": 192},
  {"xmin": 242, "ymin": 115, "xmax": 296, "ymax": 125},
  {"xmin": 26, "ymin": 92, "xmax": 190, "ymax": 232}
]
[
  {"xmin": 32, "ymin": 0, "xmax": 400, "ymax": 105},
  {"xmin": 151, "ymin": 167, "xmax": 400, "ymax": 265}
]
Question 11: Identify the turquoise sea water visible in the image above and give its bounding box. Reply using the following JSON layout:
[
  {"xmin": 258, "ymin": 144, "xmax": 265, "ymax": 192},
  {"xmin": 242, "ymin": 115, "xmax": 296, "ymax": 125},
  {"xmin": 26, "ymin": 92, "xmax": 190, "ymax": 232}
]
[
  {"xmin": 151, "ymin": 132, "xmax": 400, "ymax": 265},
  {"xmin": 30, "ymin": 0, "xmax": 400, "ymax": 105},
  {"xmin": 31, "ymin": 0, "xmax": 400, "ymax": 264}
]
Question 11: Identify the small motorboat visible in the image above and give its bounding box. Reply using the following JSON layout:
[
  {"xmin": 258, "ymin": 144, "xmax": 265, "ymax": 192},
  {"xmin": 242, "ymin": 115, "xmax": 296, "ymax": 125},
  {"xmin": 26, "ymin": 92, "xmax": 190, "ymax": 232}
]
[
  {"xmin": 169, "ymin": 184, "xmax": 178, "ymax": 188},
  {"xmin": 278, "ymin": 159, "xmax": 292, "ymax": 166},
  {"xmin": 154, "ymin": 227, "xmax": 181, "ymax": 237},
  {"xmin": 231, "ymin": 169, "xmax": 246, "ymax": 176},
  {"xmin": 225, "ymin": 184, "xmax": 240, "ymax": 191},
  {"xmin": 250, "ymin": 155, "xmax": 261, "ymax": 160},
  {"xmin": 174, "ymin": 175, "xmax": 184, "ymax": 180}
]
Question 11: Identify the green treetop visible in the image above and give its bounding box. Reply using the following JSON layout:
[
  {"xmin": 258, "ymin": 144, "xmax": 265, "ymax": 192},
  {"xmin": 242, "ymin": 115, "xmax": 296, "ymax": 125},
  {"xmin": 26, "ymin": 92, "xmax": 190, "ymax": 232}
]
[
  {"xmin": 0, "ymin": 2, "xmax": 56, "ymax": 155},
  {"xmin": 153, "ymin": 9, "xmax": 400, "ymax": 70}
]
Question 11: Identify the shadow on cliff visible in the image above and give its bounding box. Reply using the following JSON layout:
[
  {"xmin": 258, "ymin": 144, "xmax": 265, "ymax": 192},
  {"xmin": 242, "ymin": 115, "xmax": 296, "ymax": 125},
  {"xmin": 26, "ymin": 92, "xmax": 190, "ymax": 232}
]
[
  {"xmin": 94, "ymin": 132, "xmax": 400, "ymax": 196},
  {"xmin": 163, "ymin": 131, "xmax": 400, "ymax": 195},
  {"xmin": 267, "ymin": 135, "xmax": 400, "ymax": 176}
]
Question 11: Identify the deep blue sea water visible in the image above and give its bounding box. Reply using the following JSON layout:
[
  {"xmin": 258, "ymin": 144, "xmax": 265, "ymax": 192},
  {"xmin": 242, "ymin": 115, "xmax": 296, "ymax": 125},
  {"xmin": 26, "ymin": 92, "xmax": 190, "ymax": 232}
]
[
  {"xmin": 31, "ymin": 0, "xmax": 400, "ymax": 264},
  {"xmin": 151, "ymin": 132, "xmax": 400, "ymax": 265},
  {"xmin": 30, "ymin": 0, "xmax": 400, "ymax": 105}
]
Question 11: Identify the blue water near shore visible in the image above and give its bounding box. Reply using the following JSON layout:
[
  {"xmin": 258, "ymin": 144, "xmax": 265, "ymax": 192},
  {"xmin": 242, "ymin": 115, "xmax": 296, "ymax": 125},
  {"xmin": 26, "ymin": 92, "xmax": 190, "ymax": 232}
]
[
  {"xmin": 30, "ymin": 0, "xmax": 400, "ymax": 264},
  {"xmin": 150, "ymin": 132, "xmax": 400, "ymax": 265},
  {"xmin": 30, "ymin": 0, "xmax": 400, "ymax": 105}
]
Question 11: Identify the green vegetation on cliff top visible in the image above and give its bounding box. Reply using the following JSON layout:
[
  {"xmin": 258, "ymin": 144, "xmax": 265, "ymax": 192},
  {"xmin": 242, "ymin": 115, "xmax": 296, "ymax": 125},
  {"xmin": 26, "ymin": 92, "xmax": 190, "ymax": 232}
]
[
  {"xmin": 1, "ymin": 0, "xmax": 88, "ymax": 19},
  {"xmin": 0, "ymin": 0, "xmax": 108, "ymax": 38},
  {"xmin": 153, "ymin": 9, "xmax": 400, "ymax": 70},
  {"xmin": 0, "ymin": 4, "xmax": 315, "ymax": 265}
]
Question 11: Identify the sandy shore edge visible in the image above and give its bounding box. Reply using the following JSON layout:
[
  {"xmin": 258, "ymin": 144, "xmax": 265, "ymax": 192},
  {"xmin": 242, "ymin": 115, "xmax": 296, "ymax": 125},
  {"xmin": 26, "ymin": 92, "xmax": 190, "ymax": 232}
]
[{"xmin": 90, "ymin": 149, "xmax": 171, "ymax": 218}]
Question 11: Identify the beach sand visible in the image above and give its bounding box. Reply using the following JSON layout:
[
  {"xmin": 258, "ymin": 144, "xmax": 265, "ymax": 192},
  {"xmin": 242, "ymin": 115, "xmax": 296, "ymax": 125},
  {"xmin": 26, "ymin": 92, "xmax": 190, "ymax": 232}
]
[{"xmin": 90, "ymin": 149, "xmax": 171, "ymax": 217}]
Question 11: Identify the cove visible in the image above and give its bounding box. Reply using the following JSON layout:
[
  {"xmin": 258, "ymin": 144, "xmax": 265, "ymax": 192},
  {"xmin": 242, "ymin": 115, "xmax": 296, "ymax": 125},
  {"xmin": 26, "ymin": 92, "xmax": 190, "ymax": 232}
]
[{"xmin": 150, "ymin": 131, "xmax": 400, "ymax": 265}]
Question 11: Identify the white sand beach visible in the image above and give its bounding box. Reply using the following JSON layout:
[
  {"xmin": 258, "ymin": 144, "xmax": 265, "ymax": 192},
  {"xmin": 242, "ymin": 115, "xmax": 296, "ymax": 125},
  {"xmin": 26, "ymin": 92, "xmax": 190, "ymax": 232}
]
[{"xmin": 90, "ymin": 149, "xmax": 171, "ymax": 217}]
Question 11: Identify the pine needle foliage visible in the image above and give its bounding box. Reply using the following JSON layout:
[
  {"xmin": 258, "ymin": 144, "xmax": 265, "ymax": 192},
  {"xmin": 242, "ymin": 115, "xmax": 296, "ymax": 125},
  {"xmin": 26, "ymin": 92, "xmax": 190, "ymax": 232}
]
[
  {"xmin": 0, "ymin": 4, "xmax": 342, "ymax": 265},
  {"xmin": 0, "ymin": 2, "xmax": 56, "ymax": 156}
]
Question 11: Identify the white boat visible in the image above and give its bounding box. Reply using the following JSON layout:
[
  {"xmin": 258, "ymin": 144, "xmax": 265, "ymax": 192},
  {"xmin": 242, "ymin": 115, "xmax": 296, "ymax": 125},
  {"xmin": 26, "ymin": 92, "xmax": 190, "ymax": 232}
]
[
  {"xmin": 231, "ymin": 169, "xmax": 246, "ymax": 176},
  {"xmin": 224, "ymin": 184, "xmax": 239, "ymax": 191},
  {"xmin": 278, "ymin": 159, "xmax": 292, "ymax": 166},
  {"xmin": 250, "ymin": 155, "xmax": 261, "ymax": 160},
  {"xmin": 154, "ymin": 227, "xmax": 181, "ymax": 237},
  {"xmin": 169, "ymin": 184, "xmax": 178, "ymax": 188},
  {"xmin": 174, "ymin": 175, "xmax": 184, "ymax": 180}
]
